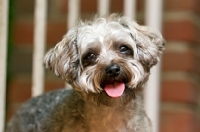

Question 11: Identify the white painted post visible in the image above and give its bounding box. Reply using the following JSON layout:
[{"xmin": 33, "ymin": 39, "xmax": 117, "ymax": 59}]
[
  {"xmin": 98, "ymin": 0, "xmax": 110, "ymax": 16},
  {"xmin": 66, "ymin": 0, "xmax": 80, "ymax": 88},
  {"xmin": 144, "ymin": 0, "xmax": 163, "ymax": 132},
  {"xmin": 0, "ymin": 0, "xmax": 9, "ymax": 131},
  {"xmin": 68, "ymin": 0, "xmax": 80, "ymax": 29},
  {"xmin": 32, "ymin": 0, "xmax": 47, "ymax": 97},
  {"xmin": 123, "ymin": 0, "xmax": 136, "ymax": 20}
]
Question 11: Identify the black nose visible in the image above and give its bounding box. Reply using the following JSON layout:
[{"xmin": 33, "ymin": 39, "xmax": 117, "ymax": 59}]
[{"xmin": 105, "ymin": 64, "xmax": 120, "ymax": 77}]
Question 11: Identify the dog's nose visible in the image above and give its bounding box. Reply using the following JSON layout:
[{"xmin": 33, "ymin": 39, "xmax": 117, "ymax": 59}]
[{"xmin": 105, "ymin": 64, "xmax": 120, "ymax": 77}]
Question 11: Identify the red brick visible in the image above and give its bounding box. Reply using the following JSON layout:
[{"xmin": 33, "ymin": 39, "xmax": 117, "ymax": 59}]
[
  {"xmin": 61, "ymin": 0, "xmax": 144, "ymax": 13},
  {"xmin": 162, "ymin": 50, "xmax": 196, "ymax": 71},
  {"xmin": 164, "ymin": 0, "xmax": 196, "ymax": 11},
  {"xmin": 195, "ymin": 119, "xmax": 200, "ymax": 132},
  {"xmin": 161, "ymin": 109, "xmax": 197, "ymax": 132},
  {"xmin": 195, "ymin": 0, "xmax": 200, "ymax": 16},
  {"xmin": 161, "ymin": 80, "xmax": 198, "ymax": 103},
  {"xmin": 110, "ymin": 0, "xmax": 123, "ymax": 13},
  {"xmin": 81, "ymin": 0, "xmax": 97, "ymax": 13},
  {"xmin": 13, "ymin": 21, "xmax": 67, "ymax": 45},
  {"xmin": 13, "ymin": 22, "xmax": 34, "ymax": 45},
  {"xmin": 45, "ymin": 81, "xmax": 65, "ymax": 92},
  {"xmin": 7, "ymin": 80, "xmax": 32, "ymax": 103},
  {"xmin": 163, "ymin": 20, "xmax": 198, "ymax": 43},
  {"xmin": 46, "ymin": 22, "xmax": 67, "ymax": 44},
  {"xmin": 6, "ymin": 103, "xmax": 21, "ymax": 121},
  {"xmin": 196, "ymin": 56, "xmax": 200, "ymax": 74},
  {"xmin": 7, "ymin": 79, "xmax": 66, "ymax": 100}
]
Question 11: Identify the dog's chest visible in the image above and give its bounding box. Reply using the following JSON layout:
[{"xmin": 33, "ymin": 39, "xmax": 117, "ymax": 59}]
[{"xmin": 84, "ymin": 107, "xmax": 136, "ymax": 132}]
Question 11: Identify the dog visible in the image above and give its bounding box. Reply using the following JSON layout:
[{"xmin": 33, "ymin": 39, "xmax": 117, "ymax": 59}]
[{"xmin": 7, "ymin": 14, "xmax": 165, "ymax": 132}]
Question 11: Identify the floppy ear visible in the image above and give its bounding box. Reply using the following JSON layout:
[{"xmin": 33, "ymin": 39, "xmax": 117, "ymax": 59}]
[
  {"xmin": 44, "ymin": 28, "xmax": 80, "ymax": 83},
  {"xmin": 119, "ymin": 17, "xmax": 165, "ymax": 68}
]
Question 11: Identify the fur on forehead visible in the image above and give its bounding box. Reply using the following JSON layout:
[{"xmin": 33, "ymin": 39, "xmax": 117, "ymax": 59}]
[
  {"xmin": 77, "ymin": 14, "xmax": 165, "ymax": 66},
  {"xmin": 44, "ymin": 14, "xmax": 165, "ymax": 83},
  {"xmin": 77, "ymin": 23, "xmax": 137, "ymax": 59}
]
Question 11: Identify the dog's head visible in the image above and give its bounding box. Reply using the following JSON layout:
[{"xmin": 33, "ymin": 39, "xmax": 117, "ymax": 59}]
[{"xmin": 44, "ymin": 14, "xmax": 165, "ymax": 106}]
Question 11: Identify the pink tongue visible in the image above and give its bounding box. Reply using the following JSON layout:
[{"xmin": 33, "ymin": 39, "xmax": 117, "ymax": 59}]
[{"xmin": 104, "ymin": 82, "xmax": 125, "ymax": 98}]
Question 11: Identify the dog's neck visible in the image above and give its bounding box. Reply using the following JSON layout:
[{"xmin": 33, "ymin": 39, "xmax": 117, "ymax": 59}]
[
  {"xmin": 83, "ymin": 95, "xmax": 144, "ymax": 132},
  {"xmin": 60, "ymin": 90, "xmax": 149, "ymax": 132}
]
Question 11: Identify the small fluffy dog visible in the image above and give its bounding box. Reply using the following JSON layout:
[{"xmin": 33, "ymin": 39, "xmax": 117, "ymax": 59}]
[{"xmin": 7, "ymin": 14, "xmax": 165, "ymax": 132}]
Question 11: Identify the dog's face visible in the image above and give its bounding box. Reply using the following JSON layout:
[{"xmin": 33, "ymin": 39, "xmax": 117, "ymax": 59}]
[{"xmin": 44, "ymin": 14, "xmax": 165, "ymax": 106}]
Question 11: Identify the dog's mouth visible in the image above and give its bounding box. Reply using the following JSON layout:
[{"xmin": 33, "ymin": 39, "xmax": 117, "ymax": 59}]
[
  {"xmin": 100, "ymin": 72, "xmax": 129, "ymax": 98},
  {"xmin": 104, "ymin": 81, "xmax": 125, "ymax": 98}
]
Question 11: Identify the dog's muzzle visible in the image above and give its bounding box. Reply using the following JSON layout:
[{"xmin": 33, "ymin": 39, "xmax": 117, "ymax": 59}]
[{"xmin": 102, "ymin": 64, "xmax": 126, "ymax": 98}]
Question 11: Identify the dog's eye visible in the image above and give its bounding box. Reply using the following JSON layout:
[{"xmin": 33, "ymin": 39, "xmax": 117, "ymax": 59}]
[
  {"xmin": 82, "ymin": 48, "xmax": 99, "ymax": 67},
  {"xmin": 120, "ymin": 46, "xmax": 129, "ymax": 52},
  {"xmin": 82, "ymin": 53, "xmax": 97, "ymax": 67},
  {"xmin": 85, "ymin": 53, "xmax": 96, "ymax": 60},
  {"xmin": 119, "ymin": 45, "xmax": 133, "ymax": 56}
]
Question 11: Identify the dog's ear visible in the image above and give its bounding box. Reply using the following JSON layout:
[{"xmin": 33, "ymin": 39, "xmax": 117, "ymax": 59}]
[
  {"xmin": 44, "ymin": 28, "xmax": 80, "ymax": 83},
  {"xmin": 119, "ymin": 18, "xmax": 165, "ymax": 68}
]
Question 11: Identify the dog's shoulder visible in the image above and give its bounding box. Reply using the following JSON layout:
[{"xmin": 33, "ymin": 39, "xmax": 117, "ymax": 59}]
[
  {"xmin": 17, "ymin": 88, "xmax": 73, "ymax": 115},
  {"xmin": 6, "ymin": 88, "xmax": 74, "ymax": 132}
]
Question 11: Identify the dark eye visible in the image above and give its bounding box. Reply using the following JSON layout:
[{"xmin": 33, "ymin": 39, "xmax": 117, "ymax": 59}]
[
  {"xmin": 82, "ymin": 52, "xmax": 97, "ymax": 67},
  {"xmin": 84, "ymin": 53, "xmax": 96, "ymax": 60},
  {"xmin": 120, "ymin": 46, "xmax": 129, "ymax": 53},
  {"xmin": 119, "ymin": 45, "xmax": 133, "ymax": 56}
]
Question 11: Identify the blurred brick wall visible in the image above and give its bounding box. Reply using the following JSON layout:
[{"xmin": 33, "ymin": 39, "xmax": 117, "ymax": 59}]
[
  {"xmin": 6, "ymin": 0, "xmax": 200, "ymax": 132},
  {"xmin": 161, "ymin": 0, "xmax": 200, "ymax": 132}
]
